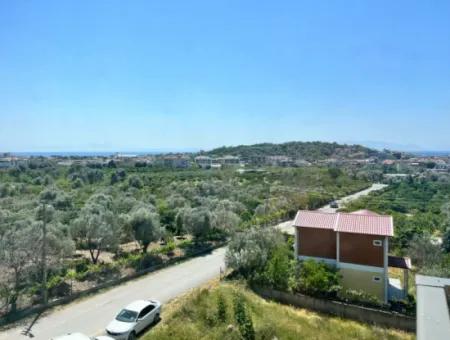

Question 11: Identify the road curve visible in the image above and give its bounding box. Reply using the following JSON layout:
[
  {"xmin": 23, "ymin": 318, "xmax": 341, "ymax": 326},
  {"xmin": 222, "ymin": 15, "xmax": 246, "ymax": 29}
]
[{"xmin": 0, "ymin": 247, "xmax": 226, "ymax": 340}]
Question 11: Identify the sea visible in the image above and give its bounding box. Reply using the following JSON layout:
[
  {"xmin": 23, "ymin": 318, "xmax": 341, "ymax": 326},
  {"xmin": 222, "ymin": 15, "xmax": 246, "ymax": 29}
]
[
  {"xmin": 7, "ymin": 149, "xmax": 199, "ymax": 158},
  {"xmin": 409, "ymin": 151, "xmax": 450, "ymax": 157}
]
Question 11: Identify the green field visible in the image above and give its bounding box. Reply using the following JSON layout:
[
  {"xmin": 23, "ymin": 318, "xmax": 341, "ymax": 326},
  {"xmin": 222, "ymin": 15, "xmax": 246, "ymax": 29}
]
[{"xmin": 143, "ymin": 282, "xmax": 414, "ymax": 340}]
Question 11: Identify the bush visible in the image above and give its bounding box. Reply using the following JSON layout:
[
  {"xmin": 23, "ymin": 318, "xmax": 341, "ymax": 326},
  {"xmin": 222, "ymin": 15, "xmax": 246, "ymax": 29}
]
[
  {"xmin": 216, "ymin": 293, "xmax": 227, "ymax": 322},
  {"xmin": 71, "ymin": 258, "xmax": 90, "ymax": 274},
  {"xmin": 262, "ymin": 245, "xmax": 294, "ymax": 291},
  {"xmin": 137, "ymin": 253, "xmax": 163, "ymax": 271},
  {"xmin": 128, "ymin": 175, "xmax": 144, "ymax": 189},
  {"xmin": 233, "ymin": 294, "xmax": 255, "ymax": 340},
  {"xmin": 293, "ymin": 259, "xmax": 341, "ymax": 297},
  {"xmin": 225, "ymin": 228, "xmax": 284, "ymax": 280},
  {"xmin": 154, "ymin": 240, "xmax": 176, "ymax": 256},
  {"xmin": 338, "ymin": 289, "xmax": 383, "ymax": 309}
]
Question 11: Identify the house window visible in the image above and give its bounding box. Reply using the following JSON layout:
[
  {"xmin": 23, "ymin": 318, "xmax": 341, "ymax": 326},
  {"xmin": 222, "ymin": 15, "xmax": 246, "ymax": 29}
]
[
  {"xmin": 373, "ymin": 240, "xmax": 383, "ymax": 247},
  {"xmin": 372, "ymin": 276, "xmax": 381, "ymax": 283}
]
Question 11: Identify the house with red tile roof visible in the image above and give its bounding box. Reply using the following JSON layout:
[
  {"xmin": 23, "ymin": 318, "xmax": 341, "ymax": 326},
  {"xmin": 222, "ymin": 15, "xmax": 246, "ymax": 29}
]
[{"xmin": 293, "ymin": 209, "xmax": 410, "ymax": 302}]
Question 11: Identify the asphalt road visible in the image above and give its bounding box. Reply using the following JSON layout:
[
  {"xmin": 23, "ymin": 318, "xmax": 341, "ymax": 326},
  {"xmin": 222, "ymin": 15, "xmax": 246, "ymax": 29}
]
[
  {"xmin": 318, "ymin": 183, "xmax": 388, "ymax": 213},
  {"xmin": 0, "ymin": 248, "xmax": 226, "ymax": 340}
]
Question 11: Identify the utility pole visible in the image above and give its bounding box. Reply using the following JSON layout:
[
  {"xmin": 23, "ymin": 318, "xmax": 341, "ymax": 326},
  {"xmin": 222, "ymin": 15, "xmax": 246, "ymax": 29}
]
[{"xmin": 41, "ymin": 203, "xmax": 48, "ymax": 305}]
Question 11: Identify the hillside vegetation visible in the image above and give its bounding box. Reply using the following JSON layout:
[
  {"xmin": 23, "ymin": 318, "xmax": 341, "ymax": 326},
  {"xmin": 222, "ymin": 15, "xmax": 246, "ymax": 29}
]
[
  {"xmin": 144, "ymin": 282, "xmax": 413, "ymax": 340},
  {"xmin": 343, "ymin": 175, "xmax": 450, "ymax": 277},
  {"xmin": 0, "ymin": 162, "xmax": 368, "ymax": 316},
  {"xmin": 202, "ymin": 141, "xmax": 387, "ymax": 161}
]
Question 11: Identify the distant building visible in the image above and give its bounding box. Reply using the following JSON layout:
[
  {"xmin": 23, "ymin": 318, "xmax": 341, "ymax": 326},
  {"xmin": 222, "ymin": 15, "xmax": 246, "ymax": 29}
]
[
  {"xmin": 0, "ymin": 156, "xmax": 15, "ymax": 168},
  {"xmin": 57, "ymin": 160, "xmax": 74, "ymax": 166},
  {"xmin": 162, "ymin": 155, "xmax": 190, "ymax": 168},
  {"xmin": 195, "ymin": 156, "xmax": 213, "ymax": 168},
  {"xmin": 215, "ymin": 155, "xmax": 240, "ymax": 166},
  {"xmin": 384, "ymin": 173, "xmax": 409, "ymax": 178},
  {"xmin": 245, "ymin": 155, "xmax": 266, "ymax": 165},
  {"xmin": 265, "ymin": 155, "xmax": 294, "ymax": 167},
  {"xmin": 294, "ymin": 159, "xmax": 311, "ymax": 167},
  {"xmin": 415, "ymin": 275, "xmax": 450, "ymax": 340}
]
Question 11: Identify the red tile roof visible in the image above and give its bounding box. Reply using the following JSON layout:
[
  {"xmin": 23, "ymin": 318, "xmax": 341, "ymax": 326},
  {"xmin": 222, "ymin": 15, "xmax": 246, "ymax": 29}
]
[
  {"xmin": 293, "ymin": 210, "xmax": 338, "ymax": 230},
  {"xmin": 293, "ymin": 210, "xmax": 393, "ymax": 237}
]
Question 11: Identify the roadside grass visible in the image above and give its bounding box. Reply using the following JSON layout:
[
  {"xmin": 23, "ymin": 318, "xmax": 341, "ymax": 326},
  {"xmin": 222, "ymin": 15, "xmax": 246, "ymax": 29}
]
[{"xmin": 143, "ymin": 281, "xmax": 414, "ymax": 340}]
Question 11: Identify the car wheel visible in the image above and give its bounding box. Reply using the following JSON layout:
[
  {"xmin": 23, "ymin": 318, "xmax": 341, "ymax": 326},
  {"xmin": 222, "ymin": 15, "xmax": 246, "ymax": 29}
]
[
  {"xmin": 128, "ymin": 331, "xmax": 137, "ymax": 340},
  {"xmin": 155, "ymin": 313, "xmax": 160, "ymax": 322}
]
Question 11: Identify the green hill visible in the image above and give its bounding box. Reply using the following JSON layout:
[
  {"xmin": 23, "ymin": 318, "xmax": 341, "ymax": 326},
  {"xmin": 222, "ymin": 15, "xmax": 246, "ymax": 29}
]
[{"xmin": 202, "ymin": 141, "xmax": 387, "ymax": 161}]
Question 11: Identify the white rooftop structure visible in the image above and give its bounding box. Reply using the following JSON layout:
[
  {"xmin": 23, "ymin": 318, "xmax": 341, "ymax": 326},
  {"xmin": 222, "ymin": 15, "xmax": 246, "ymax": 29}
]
[{"xmin": 416, "ymin": 274, "xmax": 450, "ymax": 340}]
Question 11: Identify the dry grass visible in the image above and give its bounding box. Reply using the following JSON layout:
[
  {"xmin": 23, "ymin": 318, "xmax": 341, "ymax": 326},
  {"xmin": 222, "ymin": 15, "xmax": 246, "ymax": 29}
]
[{"xmin": 143, "ymin": 281, "xmax": 415, "ymax": 340}]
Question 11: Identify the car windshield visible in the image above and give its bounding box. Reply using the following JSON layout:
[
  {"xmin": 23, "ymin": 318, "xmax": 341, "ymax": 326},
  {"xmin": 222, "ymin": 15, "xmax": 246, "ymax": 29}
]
[{"xmin": 115, "ymin": 309, "xmax": 138, "ymax": 322}]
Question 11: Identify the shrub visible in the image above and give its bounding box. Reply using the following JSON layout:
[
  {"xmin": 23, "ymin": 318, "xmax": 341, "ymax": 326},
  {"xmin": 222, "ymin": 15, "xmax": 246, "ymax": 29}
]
[
  {"xmin": 216, "ymin": 293, "xmax": 227, "ymax": 322},
  {"xmin": 154, "ymin": 240, "xmax": 176, "ymax": 255},
  {"xmin": 293, "ymin": 259, "xmax": 341, "ymax": 297},
  {"xmin": 233, "ymin": 294, "xmax": 255, "ymax": 340},
  {"xmin": 338, "ymin": 289, "xmax": 383, "ymax": 309},
  {"xmin": 137, "ymin": 253, "xmax": 163, "ymax": 271},
  {"xmin": 71, "ymin": 258, "xmax": 90, "ymax": 274},
  {"xmin": 225, "ymin": 228, "xmax": 284, "ymax": 280},
  {"xmin": 128, "ymin": 175, "xmax": 143, "ymax": 189},
  {"xmin": 262, "ymin": 245, "xmax": 295, "ymax": 291}
]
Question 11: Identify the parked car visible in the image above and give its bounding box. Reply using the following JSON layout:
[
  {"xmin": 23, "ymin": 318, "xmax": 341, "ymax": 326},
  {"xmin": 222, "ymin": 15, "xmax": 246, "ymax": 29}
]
[
  {"xmin": 106, "ymin": 300, "xmax": 161, "ymax": 340},
  {"xmin": 52, "ymin": 332, "xmax": 114, "ymax": 340},
  {"xmin": 330, "ymin": 200, "xmax": 339, "ymax": 208}
]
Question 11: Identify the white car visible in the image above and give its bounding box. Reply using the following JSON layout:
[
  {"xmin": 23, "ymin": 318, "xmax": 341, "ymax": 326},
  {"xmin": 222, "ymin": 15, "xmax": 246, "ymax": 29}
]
[
  {"xmin": 52, "ymin": 333, "xmax": 114, "ymax": 340},
  {"xmin": 106, "ymin": 300, "xmax": 162, "ymax": 340}
]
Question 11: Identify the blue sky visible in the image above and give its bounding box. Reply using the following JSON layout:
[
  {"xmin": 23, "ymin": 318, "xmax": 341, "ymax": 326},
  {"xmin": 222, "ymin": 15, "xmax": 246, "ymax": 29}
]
[{"xmin": 1, "ymin": 1, "xmax": 450, "ymax": 152}]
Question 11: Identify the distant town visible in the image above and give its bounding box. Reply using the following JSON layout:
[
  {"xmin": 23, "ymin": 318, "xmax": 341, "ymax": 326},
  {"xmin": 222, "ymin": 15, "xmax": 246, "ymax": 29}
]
[{"xmin": 1, "ymin": 146, "xmax": 449, "ymax": 174}]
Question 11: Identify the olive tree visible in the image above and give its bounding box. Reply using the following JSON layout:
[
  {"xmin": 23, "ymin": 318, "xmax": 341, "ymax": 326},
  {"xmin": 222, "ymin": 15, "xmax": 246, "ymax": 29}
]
[
  {"xmin": 182, "ymin": 207, "xmax": 213, "ymax": 242},
  {"xmin": 0, "ymin": 218, "xmax": 73, "ymax": 313},
  {"xmin": 71, "ymin": 194, "xmax": 120, "ymax": 264},
  {"xmin": 213, "ymin": 208, "xmax": 241, "ymax": 233},
  {"xmin": 225, "ymin": 228, "xmax": 284, "ymax": 279},
  {"xmin": 0, "ymin": 222, "xmax": 37, "ymax": 313},
  {"xmin": 127, "ymin": 207, "xmax": 162, "ymax": 253}
]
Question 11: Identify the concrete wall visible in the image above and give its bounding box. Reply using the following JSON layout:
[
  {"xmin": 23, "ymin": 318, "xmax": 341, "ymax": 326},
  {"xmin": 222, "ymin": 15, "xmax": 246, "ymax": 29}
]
[
  {"xmin": 253, "ymin": 286, "xmax": 415, "ymax": 333},
  {"xmin": 339, "ymin": 267, "xmax": 384, "ymax": 300}
]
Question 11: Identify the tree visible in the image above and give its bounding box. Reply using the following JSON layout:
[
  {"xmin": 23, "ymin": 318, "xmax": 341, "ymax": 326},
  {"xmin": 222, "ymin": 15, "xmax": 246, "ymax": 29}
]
[
  {"xmin": 443, "ymin": 227, "xmax": 450, "ymax": 253},
  {"xmin": 263, "ymin": 245, "xmax": 294, "ymax": 290},
  {"xmin": 0, "ymin": 222, "xmax": 38, "ymax": 313},
  {"xmin": 71, "ymin": 195, "xmax": 119, "ymax": 264},
  {"xmin": 128, "ymin": 175, "xmax": 143, "ymax": 189},
  {"xmin": 158, "ymin": 200, "xmax": 176, "ymax": 231},
  {"xmin": 174, "ymin": 210, "xmax": 185, "ymax": 235},
  {"xmin": 182, "ymin": 207, "xmax": 213, "ymax": 241},
  {"xmin": 0, "ymin": 218, "xmax": 73, "ymax": 313},
  {"xmin": 213, "ymin": 208, "xmax": 241, "ymax": 234},
  {"xmin": 328, "ymin": 167, "xmax": 342, "ymax": 179},
  {"xmin": 127, "ymin": 207, "xmax": 162, "ymax": 253},
  {"xmin": 36, "ymin": 203, "xmax": 54, "ymax": 305},
  {"xmin": 408, "ymin": 234, "xmax": 449, "ymax": 276},
  {"xmin": 225, "ymin": 228, "xmax": 284, "ymax": 279}
]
